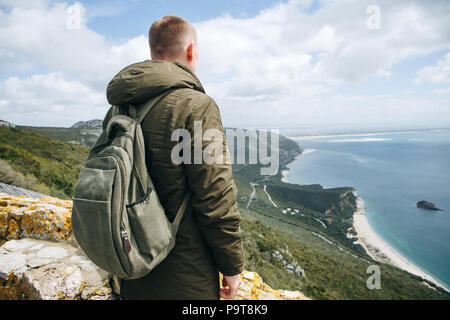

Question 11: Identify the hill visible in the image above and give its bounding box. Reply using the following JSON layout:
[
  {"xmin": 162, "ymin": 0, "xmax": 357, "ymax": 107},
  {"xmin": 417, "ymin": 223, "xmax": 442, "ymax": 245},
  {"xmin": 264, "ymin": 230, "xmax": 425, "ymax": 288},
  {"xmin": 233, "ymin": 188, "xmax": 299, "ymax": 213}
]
[
  {"xmin": 22, "ymin": 120, "xmax": 103, "ymax": 147},
  {"xmin": 0, "ymin": 126, "xmax": 89, "ymax": 199}
]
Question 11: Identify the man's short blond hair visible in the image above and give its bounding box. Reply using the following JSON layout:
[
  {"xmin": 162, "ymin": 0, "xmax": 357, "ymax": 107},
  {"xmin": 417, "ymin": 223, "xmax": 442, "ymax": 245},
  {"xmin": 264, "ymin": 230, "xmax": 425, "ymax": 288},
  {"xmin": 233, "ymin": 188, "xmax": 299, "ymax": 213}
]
[{"xmin": 149, "ymin": 15, "xmax": 197, "ymax": 60}]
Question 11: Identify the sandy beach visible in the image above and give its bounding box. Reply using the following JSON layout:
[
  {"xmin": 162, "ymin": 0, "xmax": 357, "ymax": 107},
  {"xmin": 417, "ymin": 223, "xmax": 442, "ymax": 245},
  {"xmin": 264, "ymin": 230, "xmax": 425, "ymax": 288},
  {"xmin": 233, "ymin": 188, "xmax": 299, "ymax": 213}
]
[
  {"xmin": 287, "ymin": 129, "xmax": 431, "ymax": 141},
  {"xmin": 352, "ymin": 193, "xmax": 450, "ymax": 292},
  {"xmin": 280, "ymin": 169, "xmax": 289, "ymax": 183},
  {"xmin": 302, "ymin": 148, "xmax": 316, "ymax": 154}
]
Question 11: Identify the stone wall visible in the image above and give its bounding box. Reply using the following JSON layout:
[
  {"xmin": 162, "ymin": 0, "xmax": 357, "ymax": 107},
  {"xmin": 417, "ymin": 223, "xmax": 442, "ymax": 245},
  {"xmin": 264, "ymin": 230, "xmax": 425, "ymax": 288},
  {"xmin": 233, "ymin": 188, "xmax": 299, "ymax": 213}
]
[{"xmin": 0, "ymin": 193, "xmax": 309, "ymax": 300}]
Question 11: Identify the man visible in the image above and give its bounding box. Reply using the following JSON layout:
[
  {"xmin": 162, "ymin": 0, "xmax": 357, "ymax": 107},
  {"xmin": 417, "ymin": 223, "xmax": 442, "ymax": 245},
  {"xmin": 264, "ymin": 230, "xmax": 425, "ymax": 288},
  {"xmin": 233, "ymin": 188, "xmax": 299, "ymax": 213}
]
[{"xmin": 105, "ymin": 15, "xmax": 244, "ymax": 299}]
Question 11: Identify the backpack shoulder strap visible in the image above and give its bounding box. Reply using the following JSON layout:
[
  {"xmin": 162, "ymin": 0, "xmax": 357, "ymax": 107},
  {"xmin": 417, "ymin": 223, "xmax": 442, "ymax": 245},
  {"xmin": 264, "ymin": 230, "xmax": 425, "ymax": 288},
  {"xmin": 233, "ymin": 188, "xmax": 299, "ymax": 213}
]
[
  {"xmin": 129, "ymin": 89, "xmax": 179, "ymax": 124},
  {"xmin": 128, "ymin": 88, "xmax": 191, "ymax": 228},
  {"xmin": 172, "ymin": 192, "xmax": 191, "ymax": 232}
]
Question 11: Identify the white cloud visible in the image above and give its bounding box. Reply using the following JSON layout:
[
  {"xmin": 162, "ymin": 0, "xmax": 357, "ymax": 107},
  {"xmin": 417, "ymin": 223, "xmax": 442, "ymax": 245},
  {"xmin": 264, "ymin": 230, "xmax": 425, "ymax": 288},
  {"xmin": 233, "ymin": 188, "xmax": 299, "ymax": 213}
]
[
  {"xmin": 0, "ymin": 0, "xmax": 50, "ymax": 9},
  {"xmin": 415, "ymin": 52, "xmax": 450, "ymax": 84},
  {"xmin": 432, "ymin": 87, "xmax": 450, "ymax": 95},
  {"xmin": 0, "ymin": 1, "xmax": 149, "ymax": 126},
  {"xmin": 1, "ymin": 0, "xmax": 450, "ymax": 128},
  {"xmin": 0, "ymin": 2, "xmax": 149, "ymax": 88},
  {"xmin": 194, "ymin": 0, "xmax": 450, "ymax": 127},
  {"xmin": 196, "ymin": 0, "xmax": 450, "ymax": 85},
  {"xmin": 0, "ymin": 73, "xmax": 107, "ymax": 126},
  {"xmin": 376, "ymin": 69, "xmax": 391, "ymax": 79}
]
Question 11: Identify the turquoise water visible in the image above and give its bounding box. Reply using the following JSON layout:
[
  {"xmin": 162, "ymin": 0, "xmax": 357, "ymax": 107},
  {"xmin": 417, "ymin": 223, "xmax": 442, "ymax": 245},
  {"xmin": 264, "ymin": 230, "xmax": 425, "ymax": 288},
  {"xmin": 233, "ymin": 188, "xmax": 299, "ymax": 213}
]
[{"xmin": 283, "ymin": 129, "xmax": 450, "ymax": 290}]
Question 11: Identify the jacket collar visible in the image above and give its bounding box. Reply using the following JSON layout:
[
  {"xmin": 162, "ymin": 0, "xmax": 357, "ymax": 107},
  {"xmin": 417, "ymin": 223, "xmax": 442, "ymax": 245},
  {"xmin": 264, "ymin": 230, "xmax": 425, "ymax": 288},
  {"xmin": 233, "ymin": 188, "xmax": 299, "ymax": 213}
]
[{"xmin": 106, "ymin": 59, "xmax": 205, "ymax": 106}]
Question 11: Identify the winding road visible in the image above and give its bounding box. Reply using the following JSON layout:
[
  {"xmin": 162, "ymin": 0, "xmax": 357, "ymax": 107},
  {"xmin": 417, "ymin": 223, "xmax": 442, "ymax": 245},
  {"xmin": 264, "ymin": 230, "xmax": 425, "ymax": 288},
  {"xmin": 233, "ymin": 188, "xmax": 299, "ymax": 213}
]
[{"xmin": 247, "ymin": 182, "xmax": 258, "ymax": 209}]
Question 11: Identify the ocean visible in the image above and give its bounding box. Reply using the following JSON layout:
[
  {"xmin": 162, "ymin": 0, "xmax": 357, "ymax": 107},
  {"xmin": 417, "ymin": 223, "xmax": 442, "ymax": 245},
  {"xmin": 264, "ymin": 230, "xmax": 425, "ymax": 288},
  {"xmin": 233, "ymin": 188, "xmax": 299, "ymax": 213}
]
[{"xmin": 281, "ymin": 128, "xmax": 450, "ymax": 290}]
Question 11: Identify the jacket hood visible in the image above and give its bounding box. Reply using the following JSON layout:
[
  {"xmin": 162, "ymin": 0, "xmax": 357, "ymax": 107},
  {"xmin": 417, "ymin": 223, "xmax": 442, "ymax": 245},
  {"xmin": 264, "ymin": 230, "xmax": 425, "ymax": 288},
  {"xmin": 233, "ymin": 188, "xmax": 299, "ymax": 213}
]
[{"xmin": 106, "ymin": 60, "xmax": 205, "ymax": 106}]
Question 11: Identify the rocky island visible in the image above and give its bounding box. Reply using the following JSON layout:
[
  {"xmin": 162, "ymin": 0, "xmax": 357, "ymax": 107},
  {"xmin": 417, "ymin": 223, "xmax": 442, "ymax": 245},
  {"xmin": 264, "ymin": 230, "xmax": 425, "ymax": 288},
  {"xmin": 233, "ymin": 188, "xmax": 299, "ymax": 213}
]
[{"xmin": 417, "ymin": 201, "xmax": 443, "ymax": 211}]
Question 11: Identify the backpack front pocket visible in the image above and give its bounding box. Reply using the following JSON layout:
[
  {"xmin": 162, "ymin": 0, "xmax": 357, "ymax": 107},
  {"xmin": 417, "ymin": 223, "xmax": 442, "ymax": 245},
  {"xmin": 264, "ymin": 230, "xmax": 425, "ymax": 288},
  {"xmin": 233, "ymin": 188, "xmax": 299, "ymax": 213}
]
[
  {"xmin": 74, "ymin": 167, "xmax": 116, "ymax": 201},
  {"xmin": 72, "ymin": 166, "xmax": 129, "ymax": 277}
]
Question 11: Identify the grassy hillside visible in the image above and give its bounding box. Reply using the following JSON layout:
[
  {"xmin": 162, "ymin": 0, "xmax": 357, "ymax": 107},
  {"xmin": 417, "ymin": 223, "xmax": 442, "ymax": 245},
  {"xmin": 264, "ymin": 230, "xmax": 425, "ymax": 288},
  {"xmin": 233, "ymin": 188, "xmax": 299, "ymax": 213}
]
[
  {"xmin": 0, "ymin": 126, "xmax": 89, "ymax": 199},
  {"xmin": 240, "ymin": 208, "xmax": 449, "ymax": 299}
]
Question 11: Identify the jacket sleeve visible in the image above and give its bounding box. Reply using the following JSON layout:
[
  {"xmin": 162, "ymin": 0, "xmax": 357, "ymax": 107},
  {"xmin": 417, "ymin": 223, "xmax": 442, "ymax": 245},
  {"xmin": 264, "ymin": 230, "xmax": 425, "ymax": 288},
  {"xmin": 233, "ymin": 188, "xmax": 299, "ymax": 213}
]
[{"xmin": 183, "ymin": 95, "xmax": 245, "ymax": 276}]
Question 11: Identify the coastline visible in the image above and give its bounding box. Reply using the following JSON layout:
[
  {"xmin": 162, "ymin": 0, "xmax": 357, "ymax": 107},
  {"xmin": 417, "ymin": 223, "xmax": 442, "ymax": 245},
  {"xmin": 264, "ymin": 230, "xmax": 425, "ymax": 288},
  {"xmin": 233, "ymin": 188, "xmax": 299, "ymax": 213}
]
[
  {"xmin": 352, "ymin": 193, "xmax": 450, "ymax": 293},
  {"xmin": 280, "ymin": 149, "xmax": 316, "ymax": 183}
]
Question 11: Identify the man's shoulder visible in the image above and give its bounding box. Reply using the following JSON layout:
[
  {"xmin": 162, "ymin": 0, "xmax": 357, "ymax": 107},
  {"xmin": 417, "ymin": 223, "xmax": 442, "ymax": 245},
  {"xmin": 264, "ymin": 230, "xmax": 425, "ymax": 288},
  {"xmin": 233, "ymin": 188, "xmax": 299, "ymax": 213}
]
[
  {"xmin": 171, "ymin": 88, "xmax": 218, "ymax": 112},
  {"xmin": 172, "ymin": 88, "xmax": 214, "ymax": 103}
]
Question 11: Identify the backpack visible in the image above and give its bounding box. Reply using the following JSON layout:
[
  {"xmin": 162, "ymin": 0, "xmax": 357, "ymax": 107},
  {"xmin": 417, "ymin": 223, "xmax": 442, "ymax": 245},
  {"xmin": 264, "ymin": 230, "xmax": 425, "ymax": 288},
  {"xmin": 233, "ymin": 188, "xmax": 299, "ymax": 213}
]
[{"xmin": 71, "ymin": 89, "xmax": 190, "ymax": 279}]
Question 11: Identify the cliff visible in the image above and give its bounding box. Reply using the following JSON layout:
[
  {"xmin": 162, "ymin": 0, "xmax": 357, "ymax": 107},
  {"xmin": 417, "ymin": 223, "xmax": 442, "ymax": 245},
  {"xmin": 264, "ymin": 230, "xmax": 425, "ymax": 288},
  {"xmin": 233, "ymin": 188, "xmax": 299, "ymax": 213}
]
[
  {"xmin": 0, "ymin": 120, "xmax": 15, "ymax": 128},
  {"xmin": 0, "ymin": 193, "xmax": 309, "ymax": 300}
]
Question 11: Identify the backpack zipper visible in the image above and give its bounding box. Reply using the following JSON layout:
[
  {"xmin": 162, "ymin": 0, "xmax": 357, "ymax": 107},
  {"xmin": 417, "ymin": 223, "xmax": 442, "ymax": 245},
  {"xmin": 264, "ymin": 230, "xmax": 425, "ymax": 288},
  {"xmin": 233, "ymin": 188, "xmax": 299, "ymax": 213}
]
[
  {"xmin": 110, "ymin": 153, "xmax": 132, "ymax": 254},
  {"xmin": 88, "ymin": 152, "xmax": 131, "ymax": 254},
  {"xmin": 120, "ymin": 227, "xmax": 131, "ymax": 253},
  {"xmin": 126, "ymin": 186, "xmax": 152, "ymax": 208}
]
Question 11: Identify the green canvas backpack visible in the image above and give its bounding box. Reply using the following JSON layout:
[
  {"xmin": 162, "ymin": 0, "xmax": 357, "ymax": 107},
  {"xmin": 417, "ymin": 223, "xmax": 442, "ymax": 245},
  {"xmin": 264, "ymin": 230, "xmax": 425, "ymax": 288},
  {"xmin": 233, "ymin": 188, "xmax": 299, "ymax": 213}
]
[{"xmin": 71, "ymin": 90, "xmax": 190, "ymax": 279}]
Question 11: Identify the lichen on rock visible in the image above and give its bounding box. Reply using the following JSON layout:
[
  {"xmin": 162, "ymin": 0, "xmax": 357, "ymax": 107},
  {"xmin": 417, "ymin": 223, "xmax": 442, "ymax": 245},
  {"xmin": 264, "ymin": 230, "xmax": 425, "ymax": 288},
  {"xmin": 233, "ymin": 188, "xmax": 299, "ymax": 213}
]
[
  {"xmin": 0, "ymin": 194, "xmax": 72, "ymax": 242},
  {"xmin": 221, "ymin": 271, "xmax": 309, "ymax": 300},
  {"xmin": 0, "ymin": 193, "xmax": 309, "ymax": 300}
]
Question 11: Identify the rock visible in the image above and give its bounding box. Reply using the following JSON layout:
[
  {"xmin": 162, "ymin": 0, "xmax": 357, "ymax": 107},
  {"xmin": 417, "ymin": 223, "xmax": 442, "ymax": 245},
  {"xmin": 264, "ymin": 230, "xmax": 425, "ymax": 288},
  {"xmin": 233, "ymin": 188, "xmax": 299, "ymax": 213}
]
[
  {"xmin": 0, "ymin": 239, "xmax": 114, "ymax": 300},
  {"xmin": 71, "ymin": 120, "xmax": 102, "ymax": 129},
  {"xmin": 0, "ymin": 193, "xmax": 309, "ymax": 300},
  {"xmin": 278, "ymin": 290, "xmax": 307, "ymax": 300},
  {"xmin": 295, "ymin": 266, "xmax": 306, "ymax": 277},
  {"xmin": 0, "ymin": 183, "xmax": 47, "ymax": 199},
  {"xmin": 0, "ymin": 193, "xmax": 72, "ymax": 242},
  {"xmin": 272, "ymin": 248, "xmax": 305, "ymax": 278},
  {"xmin": 21, "ymin": 264, "xmax": 85, "ymax": 300},
  {"xmin": 257, "ymin": 290, "xmax": 279, "ymax": 300},
  {"xmin": 223, "ymin": 270, "xmax": 309, "ymax": 300},
  {"xmin": 242, "ymin": 271, "xmax": 255, "ymax": 281},
  {"xmin": 417, "ymin": 201, "xmax": 442, "ymax": 211},
  {"xmin": 0, "ymin": 120, "xmax": 15, "ymax": 128}
]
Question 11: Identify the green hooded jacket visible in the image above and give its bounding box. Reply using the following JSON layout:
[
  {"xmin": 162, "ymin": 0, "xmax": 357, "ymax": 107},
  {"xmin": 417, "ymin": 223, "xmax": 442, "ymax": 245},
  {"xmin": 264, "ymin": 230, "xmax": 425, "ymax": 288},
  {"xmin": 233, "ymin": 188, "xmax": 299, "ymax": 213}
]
[{"xmin": 104, "ymin": 60, "xmax": 244, "ymax": 299}]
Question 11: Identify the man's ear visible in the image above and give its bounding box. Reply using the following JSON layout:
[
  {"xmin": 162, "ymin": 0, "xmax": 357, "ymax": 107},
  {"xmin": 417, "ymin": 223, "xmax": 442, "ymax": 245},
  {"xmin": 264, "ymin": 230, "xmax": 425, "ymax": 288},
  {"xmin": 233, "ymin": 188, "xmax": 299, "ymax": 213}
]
[{"xmin": 186, "ymin": 41, "xmax": 195, "ymax": 62}]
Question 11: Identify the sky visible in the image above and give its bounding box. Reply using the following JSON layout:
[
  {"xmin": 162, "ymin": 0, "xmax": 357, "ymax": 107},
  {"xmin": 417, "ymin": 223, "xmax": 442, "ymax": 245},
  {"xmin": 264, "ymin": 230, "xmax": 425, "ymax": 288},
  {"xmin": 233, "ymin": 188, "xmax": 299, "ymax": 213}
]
[{"xmin": 0, "ymin": 0, "xmax": 450, "ymax": 131}]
